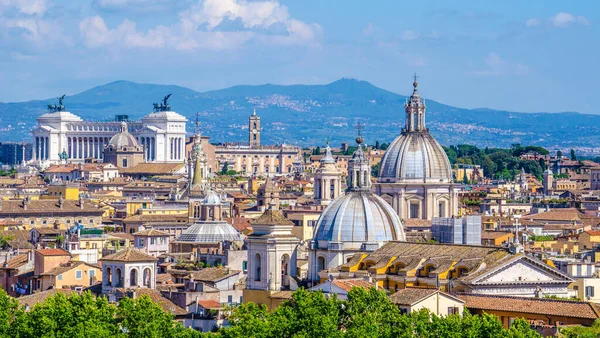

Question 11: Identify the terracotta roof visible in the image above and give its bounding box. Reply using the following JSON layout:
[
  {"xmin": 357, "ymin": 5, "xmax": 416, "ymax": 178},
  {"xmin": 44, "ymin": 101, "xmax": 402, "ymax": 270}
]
[
  {"xmin": 457, "ymin": 293, "xmax": 600, "ymax": 320},
  {"xmin": 156, "ymin": 273, "xmax": 173, "ymax": 284},
  {"xmin": 0, "ymin": 200, "xmax": 102, "ymax": 215},
  {"xmin": 188, "ymin": 267, "xmax": 240, "ymax": 283},
  {"xmin": 120, "ymin": 163, "xmax": 185, "ymax": 175},
  {"xmin": 331, "ymin": 279, "xmax": 374, "ymax": 292},
  {"xmin": 197, "ymin": 299, "xmax": 223, "ymax": 310},
  {"xmin": 123, "ymin": 214, "xmax": 188, "ymax": 223},
  {"xmin": 585, "ymin": 230, "xmax": 600, "ymax": 236},
  {"xmin": 270, "ymin": 290, "xmax": 294, "ymax": 300},
  {"xmin": 133, "ymin": 229, "xmax": 170, "ymax": 237},
  {"xmin": 33, "ymin": 228, "xmax": 64, "ymax": 235},
  {"xmin": 109, "ymin": 233, "xmax": 134, "ymax": 241},
  {"xmin": 523, "ymin": 208, "xmax": 582, "ymax": 222},
  {"xmin": 42, "ymin": 260, "xmax": 94, "ymax": 276},
  {"xmin": 36, "ymin": 249, "xmax": 70, "ymax": 256},
  {"xmin": 390, "ymin": 288, "xmax": 445, "ymax": 306},
  {"xmin": 481, "ymin": 231, "xmax": 514, "ymax": 240},
  {"xmin": 226, "ymin": 217, "xmax": 252, "ymax": 232},
  {"xmin": 250, "ymin": 209, "xmax": 294, "ymax": 226},
  {"xmin": 100, "ymin": 248, "xmax": 158, "ymax": 262},
  {"xmin": 403, "ymin": 219, "xmax": 433, "ymax": 228},
  {"xmin": 17, "ymin": 289, "xmax": 77, "ymax": 309},
  {"xmin": 0, "ymin": 230, "xmax": 33, "ymax": 249},
  {"xmin": 120, "ymin": 288, "xmax": 187, "ymax": 316},
  {"xmin": 1, "ymin": 254, "xmax": 29, "ymax": 270}
]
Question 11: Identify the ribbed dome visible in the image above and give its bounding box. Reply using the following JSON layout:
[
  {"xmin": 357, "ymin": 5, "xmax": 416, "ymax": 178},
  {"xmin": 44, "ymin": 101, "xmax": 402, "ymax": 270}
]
[
  {"xmin": 177, "ymin": 221, "xmax": 242, "ymax": 243},
  {"xmin": 108, "ymin": 122, "xmax": 141, "ymax": 149},
  {"xmin": 379, "ymin": 132, "xmax": 452, "ymax": 183},
  {"xmin": 313, "ymin": 191, "xmax": 405, "ymax": 250}
]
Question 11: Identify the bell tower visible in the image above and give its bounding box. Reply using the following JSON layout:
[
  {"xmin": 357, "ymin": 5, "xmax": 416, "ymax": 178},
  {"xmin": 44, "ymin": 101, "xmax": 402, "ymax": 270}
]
[{"xmin": 249, "ymin": 109, "xmax": 261, "ymax": 148}]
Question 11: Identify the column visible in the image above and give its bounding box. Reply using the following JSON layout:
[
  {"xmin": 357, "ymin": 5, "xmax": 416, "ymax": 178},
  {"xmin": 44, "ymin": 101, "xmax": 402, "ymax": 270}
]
[
  {"xmin": 40, "ymin": 137, "xmax": 45, "ymax": 160},
  {"xmin": 151, "ymin": 137, "xmax": 155, "ymax": 161}
]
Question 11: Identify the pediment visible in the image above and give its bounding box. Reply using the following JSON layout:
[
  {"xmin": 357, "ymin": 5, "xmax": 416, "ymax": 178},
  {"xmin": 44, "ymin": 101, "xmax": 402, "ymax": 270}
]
[{"xmin": 470, "ymin": 256, "xmax": 571, "ymax": 285}]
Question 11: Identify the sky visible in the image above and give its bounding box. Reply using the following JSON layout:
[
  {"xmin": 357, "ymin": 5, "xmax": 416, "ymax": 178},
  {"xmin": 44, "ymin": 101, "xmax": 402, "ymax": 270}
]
[{"xmin": 0, "ymin": 0, "xmax": 597, "ymax": 114}]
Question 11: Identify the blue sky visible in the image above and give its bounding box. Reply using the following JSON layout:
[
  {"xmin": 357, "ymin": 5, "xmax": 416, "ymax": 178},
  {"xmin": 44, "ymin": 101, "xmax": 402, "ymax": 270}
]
[{"xmin": 0, "ymin": 0, "xmax": 596, "ymax": 114}]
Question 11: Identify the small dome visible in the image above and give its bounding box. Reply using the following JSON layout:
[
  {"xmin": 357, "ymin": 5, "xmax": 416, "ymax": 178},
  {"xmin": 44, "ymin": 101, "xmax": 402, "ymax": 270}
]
[
  {"xmin": 108, "ymin": 122, "xmax": 141, "ymax": 149},
  {"xmin": 313, "ymin": 191, "xmax": 405, "ymax": 250},
  {"xmin": 203, "ymin": 190, "xmax": 221, "ymax": 205},
  {"xmin": 379, "ymin": 132, "xmax": 452, "ymax": 183},
  {"xmin": 177, "ymin": 221, "xmax": 242, "ymax": 243}
]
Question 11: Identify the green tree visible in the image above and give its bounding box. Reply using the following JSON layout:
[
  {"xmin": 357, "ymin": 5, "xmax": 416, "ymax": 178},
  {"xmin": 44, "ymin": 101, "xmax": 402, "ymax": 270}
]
[
  {"xmin": 560, "ymin": 319, "xmax": 600, "ymax": 338},
  {"xmin": 570, "ymin": 149, "xmax": 577, "ymax": 161},
  {"xmin": 557, "ymin": 150, "xmax": 563, "ymax": 158},
  {"xmin": 375, "ymin": 140, "xmax": 380, "ymax": 150},
  {"xmin": 220, "ymin": 162, "xmax": 228, "ymax": 175}
]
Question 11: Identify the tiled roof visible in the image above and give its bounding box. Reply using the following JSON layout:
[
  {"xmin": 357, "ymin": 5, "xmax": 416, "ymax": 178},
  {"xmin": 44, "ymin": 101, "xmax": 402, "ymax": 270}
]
[
  {"xmin": 403, "ymin": 219, "xmax": 433, "ymax": 228},
  {"xmin": 0, "ymin": 230, "xmax": 33, "ymax": 249},
  {"xmin": 523, "ymin": 208, "xmax": 582, "ymax": 222},
  {"xmin": 250, "ymin": 209, "xmax": 294, "ymax": 226},
  {"xmin": 156, "ymin": 273, "xmax": 173, "ymax": 284},
  {"xmin": 123, "ymin": 214, "xmax": 189, "ymax": 223},
  {"xmin": 481, "ymin": 231, "xmax": 514, "ymax": 240},
  {"xmin": 197, "ymin": 299, "xmax": 223, "ymax": 310},
  {"xmin": 42, "ymin": 260, "xmax": 90, "ymax": 276},
  {"xmin": 36, "ymin": 249, "xmax": 70, "ymax": 256},
  {"xmin": 1, "ymin": 254, "xmax": 29, "ymax": 270},
  {"xmin": 0, "ymin": 200, "xmax": 103, "ymax": 215},
  {"xmin": 108, "ymin": 233, "xmax": 134, "ymax": 241},
  {"xmin": 585, "ymin": 230, "xmax": 600, "ymax": 236},
  {"xmin": 389, "ymin": 288, "xmax": 439, "ymax": 305},
  {"xmin": 120, "ymin": 288, "xmax": 187, "ymax": 315},
  {"xmin": 17, "ymin": 289, "xmax": 77, "ymax": 309},
  {"xmin": 120, "ymin": 163, "xmax": 184, "ymax": 175},
  {"xmin": 100, "ymin": 248, "xmax": 158, "ymax": 262},
  {"xmin": 331, "ymin": 279, "xmax": 374, "ymax": 292},
  {"xmin": 269, "ymin": 291, "xmax": 294, "ymax": 300},
  {"xmin": 188, "ymin": 267, "xmax": 240, "ymax": 283},
  {"xmin": 226, "ymin": 217, "xmax": 252, "ymax": 232},
  {"xmin": 133, "ymin": 229, "xmax": 170, "ymax": 237},
  {"xmin": 457, "ymin": 294, "xmax": 600, "ymax": 320}
]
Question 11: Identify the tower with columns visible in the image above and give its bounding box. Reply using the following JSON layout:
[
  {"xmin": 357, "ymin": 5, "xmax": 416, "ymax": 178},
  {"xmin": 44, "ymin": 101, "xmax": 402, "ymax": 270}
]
[{"xmin": 313, "ymin": 142, "xmax": 342, "ymax": 205}]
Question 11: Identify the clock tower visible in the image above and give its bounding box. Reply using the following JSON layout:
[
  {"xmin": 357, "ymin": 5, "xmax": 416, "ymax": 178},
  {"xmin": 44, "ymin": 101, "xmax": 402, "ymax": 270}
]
[{"xmin": 249, "ymin": 109, "xmax": 261, "ymax": 148}]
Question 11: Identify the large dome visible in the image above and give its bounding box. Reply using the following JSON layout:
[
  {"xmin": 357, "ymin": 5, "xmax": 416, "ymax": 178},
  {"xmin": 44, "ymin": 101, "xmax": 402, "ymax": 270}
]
[
  {"xmin": 313, "ymin": 191, "xmax": 405, "ymax": 250},
  {"xmin": 177, "ymin": 221, "xmax": 242, "ymax": 243},
  {"xmin": 108, "ymin": 122, "xmax": 141, "ymax": 149},
  {"xmin": 379, "ymin": 132, "xmax": 452, "ymax": 183}
]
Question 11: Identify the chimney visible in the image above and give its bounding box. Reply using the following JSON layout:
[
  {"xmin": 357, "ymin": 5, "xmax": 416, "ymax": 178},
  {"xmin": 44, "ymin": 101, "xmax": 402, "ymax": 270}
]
[
  {"xmin": 22, "ymin": 197, "xmax": 28, "ymax": 210},
  {"xmin": 79, "ymin": 197, "xmax": 84, "ymax": 209}
]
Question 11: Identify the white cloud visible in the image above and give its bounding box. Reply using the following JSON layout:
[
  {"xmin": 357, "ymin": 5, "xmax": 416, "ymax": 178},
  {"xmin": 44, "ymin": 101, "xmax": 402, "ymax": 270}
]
[
  {"xmin": 0, "ymin": 0, "xmax": 46, "ymax": 15},
  {"xmin": 468, "ymin": 52, "xmax": 528, "ymax": 77},
  {"xmin": 400, "ymin": 30, "xmax": 417, "ymax": 41},
  {"xmin": 525, "ymin": 18, "xmax": 540, "ymax": 27},
  {"xmin": 549, "ymin": 12, "xmax": 589, "ymax": 28},
  {"xmin": 80, "ymin": 0, "xmax": 321, "ymax": 50}
]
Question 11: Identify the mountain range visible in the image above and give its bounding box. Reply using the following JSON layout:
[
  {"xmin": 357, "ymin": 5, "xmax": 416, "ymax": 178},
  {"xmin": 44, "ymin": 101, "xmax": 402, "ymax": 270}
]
[{"xmin": 1, "ymin": 78, "xmax": 599, "ymax": 152}]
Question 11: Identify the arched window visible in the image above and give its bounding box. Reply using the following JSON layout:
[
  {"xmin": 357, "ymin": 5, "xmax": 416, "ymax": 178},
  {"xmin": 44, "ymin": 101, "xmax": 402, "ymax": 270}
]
[
  {"xmin": 254, "ymin": 253, "xmax": 262, "ymax": 281},
  {"xmin": 317, "ymin": 256, "xmax": 326, "ymax": 272},
  {"xmin": 143, "ymin": 268, "xmax": 152, "ymax": 287},
  {"xmin": 130, "ymin": 269, "xmax": 138, "ymax": 287},
  {"xmin": 115, "ymin": 268, "xmax": 123, "ymax": 287},
  {"xmin": 106, "ymin": 267, "xmax": 112, "ymax": 286}
]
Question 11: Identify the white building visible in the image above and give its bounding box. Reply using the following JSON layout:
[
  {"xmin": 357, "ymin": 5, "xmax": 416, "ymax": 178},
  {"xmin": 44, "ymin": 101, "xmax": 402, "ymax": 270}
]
[{"xmin": 31, "ymin": 100, "xmax": 187, "ymax": 167}]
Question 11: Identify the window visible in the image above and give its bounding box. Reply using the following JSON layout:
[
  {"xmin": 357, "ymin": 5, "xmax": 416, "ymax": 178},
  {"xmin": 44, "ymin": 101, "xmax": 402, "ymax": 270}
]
[
  {"xmin": 89, "ymin": 270, "xmax": 95, "ymax": 277},
  {"xmin": 410, "ymin": 202, "xmax": 420, "ymax": 219},
  {"xmin": 242, "ymin": 261, "xmax": 247, "ymax": 272},
  {"xmin": 438, "ymin": 202, "xmax": 445, "ymax": 217},
  {"xmin": 586, "ymin": 286, "xmax": 595, "ymax": 298},
  {"xmin": 89, "ymin": 219, "xmax": 94, "ymax": 224},
  {"xmin": 122, "ymin": 158, "xmax": 128, "ymax": 167},
  {"xmin": 57, "ymin": 274, "xmax": 63, "ymax": 281},
  {"xmin": 577, "ymin": 265, "xmax": 582, "ymax": 276},
  {"xmin": 75, "ymin": 270, "xmax": 82, "ymax": 279},
  {"xmin": 228, "ymin": 295, "xmax": 233, "ymax": 304},
  {"xmin": 254, "ymin": 253, "xmax": 262, "ymax": 281},
  {"xmin": 448, "ymin": 307, "xmax": 460, "ymax": 315}
]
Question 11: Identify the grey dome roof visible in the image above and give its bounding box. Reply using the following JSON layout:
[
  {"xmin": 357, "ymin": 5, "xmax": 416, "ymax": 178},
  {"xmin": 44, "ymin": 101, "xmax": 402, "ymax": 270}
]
[
  {"xmin": 379, "ymin": 132, "xmax": 452, "ymax": 183},
  {"xmin": 203, "ymin": 190, "xmax": 221, "ymax": 205},
  {"xmin": 108, "ymin": 122, "xmax": 141, "ymax": 149},
  {"xmin": 313, "ymin": 191, "xmax": 405, "ymax": 250},
  {"xmin": 177, "ymin": 221, "xmax": 242, "ymax": 243}
]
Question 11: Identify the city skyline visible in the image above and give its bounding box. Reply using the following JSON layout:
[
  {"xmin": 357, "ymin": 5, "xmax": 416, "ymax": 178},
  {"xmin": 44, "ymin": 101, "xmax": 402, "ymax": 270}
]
[{"xmin": 0, "ymin": 0, "xmax": 597, "ymax": 114}]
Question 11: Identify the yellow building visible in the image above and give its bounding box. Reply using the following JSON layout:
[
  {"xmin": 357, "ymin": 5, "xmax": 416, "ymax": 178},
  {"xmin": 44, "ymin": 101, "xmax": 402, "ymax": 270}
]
[
  {"xmin": 39, "ymin": 260, "xmax": 101, "ymax": 291},
  {"xmin": 44, "ymin": 184, "xmax": 80, "ymax": 200}
]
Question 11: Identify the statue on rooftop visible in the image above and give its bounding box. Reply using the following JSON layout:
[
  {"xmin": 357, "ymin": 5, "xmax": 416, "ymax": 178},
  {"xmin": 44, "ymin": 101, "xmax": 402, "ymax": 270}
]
[
  {"xmin": 153, "ymin": 94, "xmax": 172, "ymax": 112},
  {"xmin": 47, "ymin": 94, "xmax": 66, "ymax": 112}
]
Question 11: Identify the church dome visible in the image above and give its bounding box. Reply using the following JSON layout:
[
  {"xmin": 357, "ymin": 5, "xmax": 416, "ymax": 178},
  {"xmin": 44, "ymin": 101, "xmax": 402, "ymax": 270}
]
[
  {"xmin": 108, "ymin": 122, "xmax": 141, "ymax": 149},
  {"xmin": 177, "ymin": 221, "xmax": 242, "ymax": 243},
  {"xmin": 203, "ymin": 190, "xmax": 221, "ymax": 205},
  {"xmin": 378, "ymin": 77, "xmax": 452, "ymax": 183},
  {"xmin": 379, "ymin": 132, "xmax": 452, "ymax": 182},
  {"xmin": 313, "ymin": 191, "xmax": 405, "ymax": 250}
]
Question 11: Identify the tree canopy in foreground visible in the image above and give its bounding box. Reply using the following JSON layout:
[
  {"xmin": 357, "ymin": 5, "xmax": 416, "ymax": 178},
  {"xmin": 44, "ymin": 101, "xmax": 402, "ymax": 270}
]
[{"xmin": 0, "ymin": 287, "xmax": 552, "ymax": 337}]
